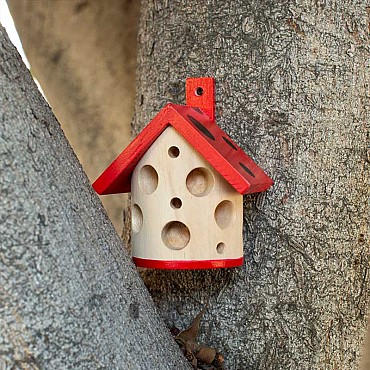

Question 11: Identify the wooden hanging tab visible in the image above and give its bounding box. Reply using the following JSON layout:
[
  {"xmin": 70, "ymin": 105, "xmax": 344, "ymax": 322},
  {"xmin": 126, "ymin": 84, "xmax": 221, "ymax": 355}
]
[{"xmin": 186, "ymin": 77, "xmax": 215, "ymax": 121}]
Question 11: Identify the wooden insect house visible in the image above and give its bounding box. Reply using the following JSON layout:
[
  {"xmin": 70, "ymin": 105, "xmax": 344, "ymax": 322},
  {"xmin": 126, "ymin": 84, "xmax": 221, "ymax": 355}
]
[{"xmin": 93, "ymin": 77, "xmax": 273, "ymax": 269}]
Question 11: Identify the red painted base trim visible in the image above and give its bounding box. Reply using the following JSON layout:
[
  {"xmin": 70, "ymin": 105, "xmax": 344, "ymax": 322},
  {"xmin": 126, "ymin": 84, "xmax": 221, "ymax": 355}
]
[{"xmin": 132, "ymin": 257, "xmax": 243, "ymax": 270}]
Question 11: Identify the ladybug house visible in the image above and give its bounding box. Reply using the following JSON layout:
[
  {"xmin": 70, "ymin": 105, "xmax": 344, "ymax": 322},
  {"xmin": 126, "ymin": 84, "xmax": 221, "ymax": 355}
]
[{"xmin": 93, "ymin": 77, "xmax": 273, "ymax": 269}]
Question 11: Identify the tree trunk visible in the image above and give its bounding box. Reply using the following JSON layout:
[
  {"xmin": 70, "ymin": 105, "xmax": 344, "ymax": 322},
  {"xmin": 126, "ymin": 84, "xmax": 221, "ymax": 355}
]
[
  {"xmin": 6, "ymin": 0, "xmax": 140, "ymax": 233},
  {"xmin": 0, "ymin": 25, "xmax": 189, "ymax": 369},
  {"xmin": 134, "ymin": 1, "xmax": 369, "ymax": 369}
]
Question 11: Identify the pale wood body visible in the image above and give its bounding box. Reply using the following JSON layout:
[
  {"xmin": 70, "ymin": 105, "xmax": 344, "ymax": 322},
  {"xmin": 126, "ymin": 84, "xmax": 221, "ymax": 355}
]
[{"xmin": 131, "ymin": 126, "xmax": 243, "ymax": 262}]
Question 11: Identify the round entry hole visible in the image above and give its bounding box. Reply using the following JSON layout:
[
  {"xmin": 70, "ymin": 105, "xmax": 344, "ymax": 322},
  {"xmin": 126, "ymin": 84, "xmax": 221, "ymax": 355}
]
[
  {"xmin": 214, "ymin": 200, "xmax": 235, "ymax": 229},
  {"xmin": 138, "ymin": 165, "xmax": 158, "ymax": 194},
  {"xmin": 170, "ymin": 197, "xmax": 182, "ymax": 209},
  {"xmin": 132, "ymin": 204, "xmax": 143, "ymax": 233},
  {"xmin": 186, "ymin": 167, "xmax": 214, "ymax": 197},
  {"xmin": 162, "ymin": 221, "xmax": 190, "ymax": 250},
  {"xmin": 168, "ymin": 146, "xmax": 180, "ymax": 158},
  {"xmin": 216, "ymin": 242, "xmax": 226, "ymax": 254}
]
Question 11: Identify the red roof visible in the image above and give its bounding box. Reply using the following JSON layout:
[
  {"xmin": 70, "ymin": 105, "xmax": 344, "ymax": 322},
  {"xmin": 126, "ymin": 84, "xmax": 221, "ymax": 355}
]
[{"xmin": 93, "ymin": 103, "xmax": 273, "ymax": 195}]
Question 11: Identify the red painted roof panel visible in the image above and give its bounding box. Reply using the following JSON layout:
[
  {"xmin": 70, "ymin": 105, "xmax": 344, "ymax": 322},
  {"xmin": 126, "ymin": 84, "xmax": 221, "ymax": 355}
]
[{"xmin": 92, "ymin": 104, "xmax": 273, "ymax": 195}]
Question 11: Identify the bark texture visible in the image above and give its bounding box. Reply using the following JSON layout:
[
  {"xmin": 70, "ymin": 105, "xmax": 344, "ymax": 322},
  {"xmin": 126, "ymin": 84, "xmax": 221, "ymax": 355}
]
[
  {"xmin": 7, "ymin": 0, "xmax": 140, "ymax": 232},
  {"xmin": 0, "ymin": 25, "xmax": 190, "ymax": 369},
  {"xmin": 362, "ymin": 322, "xmax": 370, "ymax": 370},
  {"xmin": 134, "ymin": 1, "xmax": 370, "ymax": 369}
]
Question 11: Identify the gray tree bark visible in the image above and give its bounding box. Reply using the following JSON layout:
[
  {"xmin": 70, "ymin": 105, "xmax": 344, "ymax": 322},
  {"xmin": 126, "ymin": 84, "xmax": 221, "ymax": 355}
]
[
  {"xmin": 134, "ymin": 1, "xmax": 370, "ymax": 369},
  {"xmin": 6, "ymin": 0, "xmax": 140, "ymax": 233},
  {"xmin": 0, "ymin": 25, "xmax": 189, "ymax": 370}
]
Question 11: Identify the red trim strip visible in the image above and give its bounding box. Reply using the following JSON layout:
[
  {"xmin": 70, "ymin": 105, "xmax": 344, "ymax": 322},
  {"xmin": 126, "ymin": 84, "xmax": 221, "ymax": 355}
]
[{"xmin": 132, "ymin": 257, "xmax": 243, "ymax": 270}]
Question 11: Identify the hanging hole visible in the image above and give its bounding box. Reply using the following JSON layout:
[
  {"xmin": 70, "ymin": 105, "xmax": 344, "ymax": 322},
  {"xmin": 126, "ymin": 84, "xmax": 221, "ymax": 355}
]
[
  {"xmin": 162, "ymin": 221, "xmax": 190, "ymax": 250},
  {"xmin": 186, "ymin": 167, "xmax": 214, "ymax": 197},
  {"xmin": 170, "ymin": 197, "xmax": 182, "ymax": 209},
  {"xmin": 195, "ymin": 87, "xmax": 204, "ymax": 96},
  {"xmin": 138, "ymin": 165, "xmax": 158, "ymax": 194},
  {"xmin": 216, "ymin": 242, "xmax": 225, "ymax": 254},
  {"xmin": 132, "ymin": 204, "xmax": 143, "ymax": 233},
  {"xmin": 168, "ymin": 146, "xmax": 180, "ymax": 158}
]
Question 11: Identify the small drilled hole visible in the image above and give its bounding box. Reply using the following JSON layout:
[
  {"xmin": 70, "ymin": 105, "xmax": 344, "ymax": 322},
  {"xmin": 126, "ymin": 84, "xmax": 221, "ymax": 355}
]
[
  {"xmin": 162, "ymin": 221, "xmax": 190, "ymax": 250},
  {"xmin": 138, "ymin": 165, "xmax": 158, "ymax": 194},
  {"xmin": 132, "ymin": 204, "xmax": 143, "ymax": 233},
  {"xmin": 214, "ymin": 200, "xmax": 235, "ymax": 229},
  {"xmin": 216, "ymin": 242, "xmax": 225, "ymax": 254},
  {"xmin": 195, "ymin": 87, "xmax": 204, "ymax": 96},
  {"xmin": 170, "ymin": 197, "xmax": 182, "ymax": 209},
  {"xmin": 168, "ymin": 146, "xmax": 180, "ymax": 158},
  {"xmin": 186, "ymin": 167, "xmax": 214, "ymax": 197}
]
